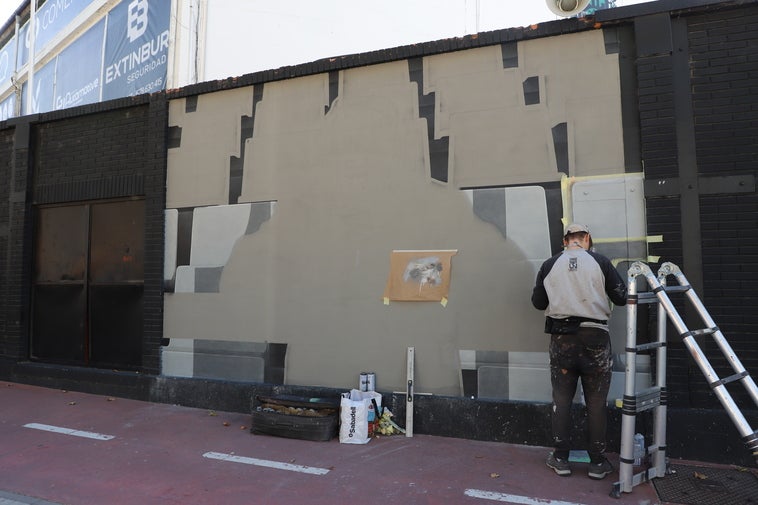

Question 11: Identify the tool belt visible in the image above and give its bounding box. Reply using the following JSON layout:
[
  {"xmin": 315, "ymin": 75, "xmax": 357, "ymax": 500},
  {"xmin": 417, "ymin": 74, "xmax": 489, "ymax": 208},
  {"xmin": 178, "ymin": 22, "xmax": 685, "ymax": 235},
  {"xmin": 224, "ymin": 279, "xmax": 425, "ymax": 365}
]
[{"xmin": 544, "ymin": 316, "xmax": 607, "ymax": 334}]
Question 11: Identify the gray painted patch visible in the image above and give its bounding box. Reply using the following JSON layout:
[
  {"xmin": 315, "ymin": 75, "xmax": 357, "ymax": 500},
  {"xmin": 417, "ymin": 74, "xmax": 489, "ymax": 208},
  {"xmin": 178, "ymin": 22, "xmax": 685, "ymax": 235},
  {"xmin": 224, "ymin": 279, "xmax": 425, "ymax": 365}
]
[
  {"xmin": 475, "ymin": 349, "xmax": 509, "ymax": 365},
  {"xmin": 478, "ymin": 365, "xmax": 509, "ymax": 400},
  {"xmin": 325, "ymin": 70, "xmax": 339, "ymax": 113},
  {"xmin": 246, "ymin": 202, "xmax": 272, "ymax": 235},
  {"xmin": 192, "ymin": 340, "xmax": 287, "ymax": 383},
  {"xmin": 603, "ymin": 27, "xmax": 620, "ymax": 54},
  {"xmin": 167, "ymin": 126, "xmax": 182, "ymax": 149},
  {"xmin": 195, "ymin": 354, "xmax": 265, "ymax": 382},
  {"xmin": 472, "ymin": 189, "xmax": 507, "ymax": 239},
  {"xmin": 522, "ymin": 76, "xmax": 540, "ymax": 105},
  {"xmin": 501, "ymin": 42, "xmax": 518, "ymax": 68},
  {"xmin": 176, "ymin": 209, "xmax": 193, "ymax": 268},
  {"xmin": 229, "ymin": 115, "xmax": 254, "ymax": 205},
  {"xmin": 195, "ymin": 340, "xmax": 269, "ymax": 355},
  {"xmin": 552, "ymin": 122, "xmax": 569, "ymax": 175},
  {"xmin": 185, "ymin": 95, "xmax": 198, "ymax": 113},
  {"xmin": 409, "ymin": 57, "xmax": 449, "ymax": 183},
  {"xmin": 195, "ymin": 266, "xmax": 224, "ymax": 293}
]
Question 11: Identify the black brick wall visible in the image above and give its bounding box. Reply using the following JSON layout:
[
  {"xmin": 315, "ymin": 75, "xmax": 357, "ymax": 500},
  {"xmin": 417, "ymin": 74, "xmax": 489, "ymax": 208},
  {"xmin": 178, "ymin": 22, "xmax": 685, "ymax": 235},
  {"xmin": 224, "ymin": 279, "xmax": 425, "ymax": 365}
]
[
  {"xmin": 3, "ymin": 120, "xmax": 34, "ymax": 363},
  {"xmin": 0, "ymin": 128, "xmax": 12, "ymax": 358},
  {"xmin": 0, "ymin": 96, "xmax": 167, "ymax": 375},
  {"xmin": 642, "ymin": 6, "xmax": 758, "ymax": 414},
  {"xmin": 33, "ymin": 107, "xmax": 150, "ymax": 202}
]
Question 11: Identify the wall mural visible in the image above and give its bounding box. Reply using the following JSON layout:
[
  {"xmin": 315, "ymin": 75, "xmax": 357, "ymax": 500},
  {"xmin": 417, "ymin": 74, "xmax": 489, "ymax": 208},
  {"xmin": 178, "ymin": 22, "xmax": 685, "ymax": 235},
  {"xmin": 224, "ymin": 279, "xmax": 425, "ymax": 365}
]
[{"xmin": 162, "ymin": 29, "xmax": 654, "ymax": 399}]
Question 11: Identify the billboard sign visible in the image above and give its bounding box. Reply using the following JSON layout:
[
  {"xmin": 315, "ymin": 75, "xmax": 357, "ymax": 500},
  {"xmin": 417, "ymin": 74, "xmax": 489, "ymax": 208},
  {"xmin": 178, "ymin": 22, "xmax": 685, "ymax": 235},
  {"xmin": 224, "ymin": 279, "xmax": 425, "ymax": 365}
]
[
  {"xmin": 17, "ymin": 0, "xmax": 95, "ymax": 67},
  {"xmin": 27, "ymin": 58, "xmax": 56, "ymax": 114},
  {"xmin": 0, "ymin": 36, "xmax": 16, "ymax": 90},
  {"xmin": 0, "ymin": 92, "xmax": 16, "ymax": 121},
  {"xmin": 103, "ymin": 0, "xmax": 170, "ymax": 100},
  {"xmin": 54, "ymin": 18, "xmax": 104, "ymax": 110}
]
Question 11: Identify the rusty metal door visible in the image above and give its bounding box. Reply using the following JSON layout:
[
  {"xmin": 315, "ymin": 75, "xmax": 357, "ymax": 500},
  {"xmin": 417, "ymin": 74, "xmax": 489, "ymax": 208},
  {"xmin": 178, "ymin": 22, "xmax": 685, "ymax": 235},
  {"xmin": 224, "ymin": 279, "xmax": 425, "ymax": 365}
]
[{"xmin": 31, "ymin": 199, "xmax": 144, "ymax": 368}]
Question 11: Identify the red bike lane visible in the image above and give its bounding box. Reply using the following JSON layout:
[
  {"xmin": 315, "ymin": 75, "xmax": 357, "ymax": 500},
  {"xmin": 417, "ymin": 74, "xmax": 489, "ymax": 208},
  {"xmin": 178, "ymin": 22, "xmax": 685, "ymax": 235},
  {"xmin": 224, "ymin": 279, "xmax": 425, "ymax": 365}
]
[{"xmin": 0, "ymin": 381, "xmax": 665, "ymax": 505}]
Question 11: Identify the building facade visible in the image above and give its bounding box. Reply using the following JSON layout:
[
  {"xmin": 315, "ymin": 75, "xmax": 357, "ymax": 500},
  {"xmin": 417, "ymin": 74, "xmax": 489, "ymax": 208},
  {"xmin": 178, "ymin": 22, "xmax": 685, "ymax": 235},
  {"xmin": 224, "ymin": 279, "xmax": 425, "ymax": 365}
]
[{"xmin": 0, "ymin": 0, "xmax": 756, "ymax": 466}]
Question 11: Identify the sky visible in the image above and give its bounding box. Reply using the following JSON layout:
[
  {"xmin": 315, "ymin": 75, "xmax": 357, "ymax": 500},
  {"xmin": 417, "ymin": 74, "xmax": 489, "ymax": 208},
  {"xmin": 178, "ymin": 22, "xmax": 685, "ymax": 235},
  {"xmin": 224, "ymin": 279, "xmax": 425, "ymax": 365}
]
[
  {"xmin": 201, "ymin": 0, "xmax": 654, "ymax": 78},
  {"xmin": 1, "ymin": 0, "xmax": 654, "ymax": 80},
  {"xmin": 0, "ymin": 0, "xmax": 18, "ymax": 27}
]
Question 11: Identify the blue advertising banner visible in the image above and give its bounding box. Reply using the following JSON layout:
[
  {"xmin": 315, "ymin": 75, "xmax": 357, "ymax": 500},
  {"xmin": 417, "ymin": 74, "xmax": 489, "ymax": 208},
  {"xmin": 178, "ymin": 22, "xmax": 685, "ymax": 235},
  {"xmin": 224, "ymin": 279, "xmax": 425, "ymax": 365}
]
[
  {"xmin": 0, "ymin": 35, "xmax": 16, "ymax": 91},
  {"xmin": 35, "ymin": 0, "xmax": 95, "ymax": 52},
  {"xmin": 103, "ymin": 0, "xmax": 170, "ymax": 100},
  {"xmin": 26, "ymin": 58, "xmax": 56, "ymax": 114},
  {"xmin": 54, "ymin": 18, "xmax": 104, "ymax": 110},
  {"xmin": 0, "ymin": 92, "xmax": 16, "ymax": 121},
  {"xmin": 17, "ymin": 0, "xmax": 95, "ymax": 67},
  {"xmin": 16, "ymin": 21, "xmax": 28, "ymax": 68}
]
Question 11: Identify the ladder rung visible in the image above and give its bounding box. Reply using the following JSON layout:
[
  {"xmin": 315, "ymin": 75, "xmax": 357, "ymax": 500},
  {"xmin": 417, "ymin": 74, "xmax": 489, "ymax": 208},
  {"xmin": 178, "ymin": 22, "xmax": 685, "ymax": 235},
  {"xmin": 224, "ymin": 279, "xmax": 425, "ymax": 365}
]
[
  {"xmin": 622, "ymin": 387, "xmax": 664, "ymax": 415},
  {"xmin": 634, "ymin": 292, "xmax": 659, "ymax": 304},
  {"xmin": 682, "ymin": 327, "xmax": 718, "ymax": 338},
  {"xmin": 662, "ymin": 285, "xmax": 691, "ymax": 293},
  {"xmin": 626, "ymin": 342, "xmax": 666, "ymax": 353},
  {"xmin": 635, "ymin": 285, "xmax": 691, "ymax": 302},
  {"xmin": 710, "ymin": 371, "xmax": 750, "ymax": 389}
]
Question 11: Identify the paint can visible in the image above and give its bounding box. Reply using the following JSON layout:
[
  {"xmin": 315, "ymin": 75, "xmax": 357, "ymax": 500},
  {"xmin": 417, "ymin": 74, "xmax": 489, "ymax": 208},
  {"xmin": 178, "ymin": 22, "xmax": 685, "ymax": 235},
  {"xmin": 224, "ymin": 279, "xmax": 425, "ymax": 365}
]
[
  {"xmin": 366, "ymin": 372, "xmax": 376, "ymax": 392},
  {"xmin": 359, "ymin": 372, "xmax": 369, "ymax": 392}
]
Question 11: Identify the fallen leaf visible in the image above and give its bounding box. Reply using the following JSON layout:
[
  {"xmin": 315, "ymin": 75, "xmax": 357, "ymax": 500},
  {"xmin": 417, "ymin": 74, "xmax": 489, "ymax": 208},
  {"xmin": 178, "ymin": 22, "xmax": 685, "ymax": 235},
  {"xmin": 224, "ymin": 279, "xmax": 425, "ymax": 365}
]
[
  {"xmin": 68, "ymin": 401, "xmax": 76, "ymax": 405},
  {"xmin": 239, "ymin": 426, "xmax": 247, "ymax": 430},
  {"xmin": 208, "ymin": 411, "xmax": 217, "ymax": 416},
  {"xmin": 223, "ymin": 421, "xmax": 230, "ymax": 426},
  {"xmin": 490, "ymin": 473, "xmax": 500, "ymax": 478},
  {"xmin": 107, "ymin": 397, "xmax": 116, "ymax": 402},
  {"xmin": 693, "ymin": 471, "xmax": 708, "ymax": 480}
]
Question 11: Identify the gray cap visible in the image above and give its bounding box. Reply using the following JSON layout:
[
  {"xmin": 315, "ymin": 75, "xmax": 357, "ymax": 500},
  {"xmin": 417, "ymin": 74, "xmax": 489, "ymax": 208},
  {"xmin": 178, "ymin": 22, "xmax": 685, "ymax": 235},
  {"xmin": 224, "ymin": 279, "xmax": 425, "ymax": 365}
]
[{"xmin": 564, "ymin": 223, "xmax": 590, "ymax": 236}]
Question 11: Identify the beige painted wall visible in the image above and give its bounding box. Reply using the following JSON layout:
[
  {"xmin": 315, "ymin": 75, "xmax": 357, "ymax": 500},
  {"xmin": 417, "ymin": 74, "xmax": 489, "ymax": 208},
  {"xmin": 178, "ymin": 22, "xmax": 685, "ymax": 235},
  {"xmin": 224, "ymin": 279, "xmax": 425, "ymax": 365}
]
[{"xmin": 163, "ymin": 30, "xmax": 635, "ymax": 396}]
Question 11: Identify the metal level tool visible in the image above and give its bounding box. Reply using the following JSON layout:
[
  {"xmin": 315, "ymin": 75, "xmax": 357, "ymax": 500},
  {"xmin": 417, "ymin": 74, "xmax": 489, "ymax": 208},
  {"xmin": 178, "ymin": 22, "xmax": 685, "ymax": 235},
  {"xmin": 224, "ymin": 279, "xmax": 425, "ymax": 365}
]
[
  {"xmin": 611, "ymin": 261, "xmax": 758, "ymax": 498},
  {"xmin": 406, "ymin": 346, "xmax": 415, "ymax": 438}
]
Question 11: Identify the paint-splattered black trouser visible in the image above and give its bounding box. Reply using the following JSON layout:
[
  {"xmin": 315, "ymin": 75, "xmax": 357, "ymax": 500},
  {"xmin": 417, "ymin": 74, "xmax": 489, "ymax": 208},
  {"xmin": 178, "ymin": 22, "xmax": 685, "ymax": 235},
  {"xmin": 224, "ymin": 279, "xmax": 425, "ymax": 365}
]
[{"xmin": 549, "ymin": 326, "xmax": 612, "ymax": 464}]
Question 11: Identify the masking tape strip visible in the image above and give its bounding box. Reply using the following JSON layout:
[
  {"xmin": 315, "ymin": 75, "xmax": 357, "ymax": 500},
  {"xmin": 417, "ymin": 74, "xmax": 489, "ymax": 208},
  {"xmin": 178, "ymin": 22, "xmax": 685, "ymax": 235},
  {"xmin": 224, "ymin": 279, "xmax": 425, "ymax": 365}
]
[{"xmin": 593, "ymin": 235, "xmax": 663, "ymax": 244}]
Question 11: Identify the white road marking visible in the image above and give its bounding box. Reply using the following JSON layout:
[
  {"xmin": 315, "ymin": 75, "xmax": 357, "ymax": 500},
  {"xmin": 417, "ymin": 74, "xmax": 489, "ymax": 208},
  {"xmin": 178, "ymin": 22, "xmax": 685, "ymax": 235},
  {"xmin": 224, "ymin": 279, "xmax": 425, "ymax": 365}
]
[
  {"xmin": 203, "ymin": 451, "xmax": 330, "ymax": 475},
  {"xmin": 464, "ymin": 489, "xmax": 588, "ymax": 505},
  {"xmin": 23, "ymin": 423, "xmax": 114, "ymax": 441},
  {"xmin": 0, "ymin": 489, "xmax": 62, "ymax": 504}
]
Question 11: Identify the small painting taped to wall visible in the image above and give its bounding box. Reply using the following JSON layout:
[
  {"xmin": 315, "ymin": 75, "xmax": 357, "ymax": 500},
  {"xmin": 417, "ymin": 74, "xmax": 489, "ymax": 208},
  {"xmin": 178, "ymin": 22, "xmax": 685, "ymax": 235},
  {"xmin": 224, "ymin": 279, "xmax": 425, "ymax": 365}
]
[{"xmin": 383, "ymin": 250, "xmax": 457, "ymax": 302}]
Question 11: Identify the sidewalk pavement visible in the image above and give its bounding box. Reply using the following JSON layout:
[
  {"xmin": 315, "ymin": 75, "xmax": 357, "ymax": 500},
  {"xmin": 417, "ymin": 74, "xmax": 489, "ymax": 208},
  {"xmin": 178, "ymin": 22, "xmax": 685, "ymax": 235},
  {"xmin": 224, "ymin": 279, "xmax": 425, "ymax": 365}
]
[{"xmin": 0, "ymin": 381, "xmax": 677, "ymax": 505}]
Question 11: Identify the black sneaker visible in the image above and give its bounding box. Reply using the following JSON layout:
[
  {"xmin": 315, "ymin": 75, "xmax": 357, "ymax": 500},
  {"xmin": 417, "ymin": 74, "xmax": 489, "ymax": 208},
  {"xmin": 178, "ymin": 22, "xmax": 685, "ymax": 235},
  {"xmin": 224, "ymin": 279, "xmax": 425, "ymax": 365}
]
[
  {"xmin": 587, "ymin": 458, "xmax": 613, "ymax": 480},
  {"xmin": 546, "ymin": 452, "xmax": 571, "ymax": 476}
]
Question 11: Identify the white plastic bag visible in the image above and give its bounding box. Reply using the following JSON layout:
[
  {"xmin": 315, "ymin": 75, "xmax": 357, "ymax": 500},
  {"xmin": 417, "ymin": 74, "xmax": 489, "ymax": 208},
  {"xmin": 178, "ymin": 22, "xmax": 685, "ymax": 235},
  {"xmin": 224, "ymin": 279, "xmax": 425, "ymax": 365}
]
[{"xmin": 339, "ymin": 389, "xmax": 382, "ymax": 444}]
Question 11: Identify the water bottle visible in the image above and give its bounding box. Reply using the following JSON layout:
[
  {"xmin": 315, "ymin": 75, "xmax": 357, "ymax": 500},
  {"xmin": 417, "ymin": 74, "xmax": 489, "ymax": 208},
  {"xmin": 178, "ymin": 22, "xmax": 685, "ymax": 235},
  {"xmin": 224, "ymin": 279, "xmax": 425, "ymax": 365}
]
[{"xmin": 633, "ymin": 433, "xmax": 645, "ymax": 466}]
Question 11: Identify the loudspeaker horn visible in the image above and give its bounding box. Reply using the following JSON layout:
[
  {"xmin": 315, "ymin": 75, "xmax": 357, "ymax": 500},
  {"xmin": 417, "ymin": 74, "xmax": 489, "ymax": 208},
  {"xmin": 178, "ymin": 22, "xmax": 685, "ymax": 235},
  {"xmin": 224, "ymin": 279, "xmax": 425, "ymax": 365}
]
[{"xmin": 546, "ymin": 0, "xmax": 592, "ymax": 17}]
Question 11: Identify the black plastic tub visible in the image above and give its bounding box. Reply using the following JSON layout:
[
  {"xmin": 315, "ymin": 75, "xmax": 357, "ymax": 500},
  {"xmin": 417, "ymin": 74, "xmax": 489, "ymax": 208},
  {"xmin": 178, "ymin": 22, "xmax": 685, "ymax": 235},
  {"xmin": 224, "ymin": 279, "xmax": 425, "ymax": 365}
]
[{"xmin": 250, "ymin": 395, "xmax": 340, "ymax": 442}]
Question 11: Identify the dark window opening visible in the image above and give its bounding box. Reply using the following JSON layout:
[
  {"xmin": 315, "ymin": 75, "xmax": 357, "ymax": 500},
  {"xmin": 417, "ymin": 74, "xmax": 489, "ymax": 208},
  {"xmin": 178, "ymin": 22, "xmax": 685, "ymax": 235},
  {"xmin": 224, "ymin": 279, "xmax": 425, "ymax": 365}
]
[{"xmin": 31, "ymin": 199, "xmax": 144, "ymax": 370}]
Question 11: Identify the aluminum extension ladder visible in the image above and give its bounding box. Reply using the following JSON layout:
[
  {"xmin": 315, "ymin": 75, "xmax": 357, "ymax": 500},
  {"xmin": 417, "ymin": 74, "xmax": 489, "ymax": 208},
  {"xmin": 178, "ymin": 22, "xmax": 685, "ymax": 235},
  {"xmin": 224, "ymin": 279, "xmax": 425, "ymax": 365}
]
[{"xmin": 611, "ymin": 261, "xmax": 758, "ymax": 498}]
